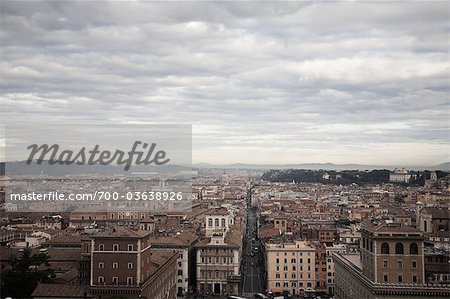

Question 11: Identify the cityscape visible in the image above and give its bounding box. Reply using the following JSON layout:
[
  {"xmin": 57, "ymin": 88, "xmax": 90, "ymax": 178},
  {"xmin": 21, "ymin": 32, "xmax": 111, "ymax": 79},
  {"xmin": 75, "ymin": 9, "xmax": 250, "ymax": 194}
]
[
  {"xmin": 0, "ymin": 166, "xmax": 449, "ymax": 298},
  {"xmin": 1, "ymin": 1, "xmax": 449, "ymax": 299}
]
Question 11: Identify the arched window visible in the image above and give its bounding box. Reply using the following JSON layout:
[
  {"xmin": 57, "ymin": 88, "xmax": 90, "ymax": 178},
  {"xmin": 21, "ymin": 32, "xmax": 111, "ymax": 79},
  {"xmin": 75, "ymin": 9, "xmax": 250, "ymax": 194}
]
[
  {"xmin": 221, "ymin": 218, "xmax": 225, "ymax": 227},
  {"xmin": 410, "ymin": 243, "xmax": 419, "ymax": 254},
  {"xmin": 395, "ymin": 243, "xmax": 404, "ymax": 254},
  {"xmin": 208, "ymin": 218, "xmax": 213, "ymax": 227},
  {"xmin": 214, "ymin": 218, "xmax": 219, "ymax": 227},
  {"xmin": 381, "ymin": 242, "xmax": 390, "ymax": 254}
]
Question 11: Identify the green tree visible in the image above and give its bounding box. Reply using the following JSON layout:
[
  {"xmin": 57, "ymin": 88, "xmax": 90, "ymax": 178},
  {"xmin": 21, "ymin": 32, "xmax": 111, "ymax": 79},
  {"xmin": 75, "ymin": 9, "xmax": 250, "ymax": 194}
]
[{"xmin": 0, "ymin": 248, "xmax": 55, "ymax": 298}]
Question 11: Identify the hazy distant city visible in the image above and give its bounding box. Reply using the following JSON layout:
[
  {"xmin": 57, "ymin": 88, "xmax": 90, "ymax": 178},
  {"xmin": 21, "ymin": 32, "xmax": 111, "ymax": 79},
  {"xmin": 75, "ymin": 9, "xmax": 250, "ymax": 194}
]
[{"xmin": 1, "ymin": 1, "xmax": 449, "ymax": 299}]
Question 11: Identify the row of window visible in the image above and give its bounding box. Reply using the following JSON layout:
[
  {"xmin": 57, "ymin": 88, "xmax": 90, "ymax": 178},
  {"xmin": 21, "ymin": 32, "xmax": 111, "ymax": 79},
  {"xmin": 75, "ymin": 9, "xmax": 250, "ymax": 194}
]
[
  {"xmin": 98, "ymin": 262, "xmax": 134, "ymax": 269},
  {"xmin": 200, "ymin": 270, "xmax": 234, "ymax": 279},
  {"xmin": 97, "ymin": 276, "xmax": 134, "ymax": 285},
  {"xmin": 382, "ymin": 260, "xmax": 418, "ymax": 268},
  {"xmin": 276, "ymin": 258, "xmax": 312, "ymax": 264},
  {"xmin": 207, "ymin": 218, "xmax": 227, "ymax": 228},
  {"xmin": 275, "ymin": 265, "xmax": 312, "ymax": 272},
  {"xmin": 275, "ymin": 252, "xmax": 313, "ymax": 256},
  {"xmin": 383, "ymin": 274, "xmax": 418, "ymax": 283},
  {"xmin": 200, "ymin": 257, "xmax": 234, "ymax": 264},
  {"xmin": 272, "ymin": 281, "xmax": 313, "ymax": 288},
  {"xmin": 98, "ymin": 244, "xmax": 135, "ymax": 251},
  {"xmin": 381, "ymin": 242, "xmax": 419, "ymax": 255},
  {"xmin": 275, "ymin": 273, "xmax": 312, "ymax": 279}
]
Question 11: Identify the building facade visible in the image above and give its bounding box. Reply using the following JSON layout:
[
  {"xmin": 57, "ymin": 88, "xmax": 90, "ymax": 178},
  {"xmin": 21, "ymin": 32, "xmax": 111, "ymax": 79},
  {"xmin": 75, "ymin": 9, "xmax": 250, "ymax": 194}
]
[
  {"xmin": 90, "ymin": 227, "xmax": 177, "ymax": 299},
  {"xmin": 266, "ymin": 241, "xmax": 316, "ymax": 297}
]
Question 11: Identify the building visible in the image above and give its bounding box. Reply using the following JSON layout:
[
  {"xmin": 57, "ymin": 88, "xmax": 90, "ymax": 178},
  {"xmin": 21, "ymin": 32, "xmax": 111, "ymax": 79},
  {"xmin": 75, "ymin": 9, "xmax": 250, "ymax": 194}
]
[
  {"xmin": 360, "ymin": 221, "xmax": 424, "ymax": 284},
  {"xmin": 333, "ymin": 221, "xmax": 450, "ymax": 298},
  {"xmin": 205, "ymin": 207, "xmax": 233, "ymax": 237},
  {"xmin": 389, "ymin": 169, "xmax": 414, "ymax": 184},
  {"xmin": 90, "ymin": 227, "xmax": 177, "ymax": 299},
  {"xmin": 195, "ymin": 223, "xmax": 242, "ymax": 296},
  {"xmin": 150, "ymin": 231, "xmax": 198, "ymax": 296},
  {"xmin": 418, "ymin": 207, "xmax": 450, "ymax": 234},
  {"xmin": 266, "ymin": 240, "xmax": 316, "ymax": 297},
  {"xmin": 325, "ymin": 244, "xmax": 346, "ymax": 294}
]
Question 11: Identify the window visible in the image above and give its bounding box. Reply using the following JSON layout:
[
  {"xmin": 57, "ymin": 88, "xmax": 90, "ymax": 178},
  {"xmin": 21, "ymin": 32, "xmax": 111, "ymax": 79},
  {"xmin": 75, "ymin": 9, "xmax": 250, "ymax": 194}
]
[
  {"xmin": 128, "ymin": 262, "xmax": 133, "ymax": 269},
  {"xmin": 208, "ymin": 218, "xmax": 213, "ymax": 227},
  {"xmin": 412, "ymin": 275, "xmax": 417, "ymax": 283},
  {"xmin": 397, "ymin": 261, "xmax": 403, "ymax": 268},
  {"xmin": 383, "ymin": 274, "xmax": 388, "ymax": 282},
  {"xmin": 127, "ymin": 277, "xmax": 133, "ymax": 285},
  {"xmin": 112, "ymin": 277, "xmax": 118, "ymax": 285},
  {"xmin": 99, "ymin": 244, "xmax": 104, "ymax": 251},
  {"xmin": 215, "ymin": 218, "xmax": 219, "ymax": 227},
  {"xmin": 113, "ymin": 244, "xmax": 119, "ymax": 251},
  {"xmin": 383, "ymin": 260, "xmax": 388, "ymax": 268},
  {"xmin": 398, "ymin": 275, "xmax": 403, "ymax": 283},
  {"xmin": 381, "ymin": 242, "xmax": 390, "ymax": 254},
  {"xmin": 412, "ymin": 261, "xmax": 417, "ymax": 268},
  {"xmin": 395, "ymin": 243, "xmax": 404, "ymax": 254},
  {"xmin": 112, "ymin": 262, "xmax": 118, "ymax": 269},
  {"xmin": 221, "ymin": 218, "xmax": 225, "ymax": 227},
  {"xmin": 410, "ymin": 243, "xmax": 419, "ymax": 255},
  {"xmin": 98, "ymin": 276, "xmax": 104, "ymax": 284},
  {"xmin": 98, "ymin": 262, "xmax": 104, "ymax": 269},
  {"xmin": 128, "ymin": 244, "xmax": 134, "ymax": 251}
]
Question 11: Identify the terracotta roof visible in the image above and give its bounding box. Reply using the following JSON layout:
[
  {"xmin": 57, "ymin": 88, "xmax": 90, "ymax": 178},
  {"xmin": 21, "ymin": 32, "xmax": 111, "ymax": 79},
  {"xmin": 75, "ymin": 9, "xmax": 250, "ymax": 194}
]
[
  {"xmin": 206, "ymin": 207, "xmax": 229, "ymax": 216},
  {"xmin": 93, "ymin": 226, "xmax": 150, "ymax": 239},
  {"xmin": 150, "ymin": 231, "xmax": 198, "ymax": 246},
  {"xmin": 363, "ymin": 221, "xmax": 422, "ymax": 234},
  {"xmin": 31, "ymin": 283, "xmax": 90, "ymax": 298},
  {"xmin": 47, "ymin": 248, "xmax": 81, "ymax": 261}
]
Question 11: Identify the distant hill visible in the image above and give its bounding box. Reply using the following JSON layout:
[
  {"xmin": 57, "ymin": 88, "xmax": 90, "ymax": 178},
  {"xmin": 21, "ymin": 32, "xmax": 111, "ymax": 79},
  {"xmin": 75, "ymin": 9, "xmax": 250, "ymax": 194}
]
[{"xmin": 193, "ymin": 162, "xmax": 450, "ymax": 171}]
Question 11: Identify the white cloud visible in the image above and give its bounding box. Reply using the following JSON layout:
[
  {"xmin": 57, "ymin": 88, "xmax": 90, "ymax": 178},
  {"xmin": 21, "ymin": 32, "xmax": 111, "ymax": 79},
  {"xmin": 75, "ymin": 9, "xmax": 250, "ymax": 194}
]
[{"xmin": 0, "ymin": 1, "xmax": 448, "ymax": 165}]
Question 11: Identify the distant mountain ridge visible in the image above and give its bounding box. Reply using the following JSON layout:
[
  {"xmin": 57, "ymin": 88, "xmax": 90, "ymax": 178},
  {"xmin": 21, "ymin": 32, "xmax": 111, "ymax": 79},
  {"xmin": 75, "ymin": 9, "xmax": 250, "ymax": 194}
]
[
  {"xmin": 193, "ymin": 162, "xmax": 450, "ymax": 171},
  {"xmin": 1, "ymin": 161, "xmax": 449, "ymax": 176}
]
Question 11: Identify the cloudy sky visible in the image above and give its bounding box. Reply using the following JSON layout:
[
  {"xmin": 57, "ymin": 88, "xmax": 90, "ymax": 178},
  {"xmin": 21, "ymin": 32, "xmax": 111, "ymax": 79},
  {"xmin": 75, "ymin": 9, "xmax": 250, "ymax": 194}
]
[{"xmin": 1, "ymin": 1, "xmax": 449, "ymax": 166}]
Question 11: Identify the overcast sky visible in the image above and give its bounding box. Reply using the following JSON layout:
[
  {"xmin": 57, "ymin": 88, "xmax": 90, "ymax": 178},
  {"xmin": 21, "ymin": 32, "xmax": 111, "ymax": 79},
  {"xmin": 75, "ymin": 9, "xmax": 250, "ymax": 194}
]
[{"xmin": 1, "ymin": 1, "xmax": 449, "ymax": 166}]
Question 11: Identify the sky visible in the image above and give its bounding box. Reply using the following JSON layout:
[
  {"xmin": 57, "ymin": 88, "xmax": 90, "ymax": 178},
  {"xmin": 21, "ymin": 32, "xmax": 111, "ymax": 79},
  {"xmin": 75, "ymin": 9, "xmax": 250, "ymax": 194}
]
[{"xmin": 1, "ymin": 1, "xmax": 449, "ymax": 166}]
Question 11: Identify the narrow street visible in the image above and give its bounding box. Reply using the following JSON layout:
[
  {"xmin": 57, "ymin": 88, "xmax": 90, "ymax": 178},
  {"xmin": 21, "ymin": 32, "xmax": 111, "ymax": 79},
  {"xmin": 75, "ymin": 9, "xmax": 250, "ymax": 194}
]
[{"xmin": 241, "ymin": 185, "xmax": 265, "ymax": 297}]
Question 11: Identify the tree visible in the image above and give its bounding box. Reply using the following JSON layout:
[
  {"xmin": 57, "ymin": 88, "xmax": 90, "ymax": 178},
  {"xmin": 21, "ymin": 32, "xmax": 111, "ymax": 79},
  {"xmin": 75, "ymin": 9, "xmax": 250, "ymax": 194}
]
[{"xmin": 0, "ymin": 248, "xmax": 55, "ymax": 298}]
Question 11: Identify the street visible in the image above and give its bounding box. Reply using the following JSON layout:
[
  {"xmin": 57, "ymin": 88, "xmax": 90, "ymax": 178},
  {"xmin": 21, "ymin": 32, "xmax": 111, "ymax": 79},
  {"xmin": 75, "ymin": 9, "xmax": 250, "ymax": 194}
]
[{"xmin": 241, "ymin": 186, "xmax": 265, "ymax": 297}]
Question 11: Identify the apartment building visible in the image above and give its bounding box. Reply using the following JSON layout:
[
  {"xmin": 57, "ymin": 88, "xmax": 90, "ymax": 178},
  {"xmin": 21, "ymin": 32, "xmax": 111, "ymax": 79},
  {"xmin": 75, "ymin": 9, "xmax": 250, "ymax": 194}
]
[
  {"xmin": 266, "ymin": 240, "xmax": 316, "ymax": 297},
  {"xmin": 195, "ymin": 224, "xmax": 242, "ymax": 296},
  {"xmin": 333, "ymin": 221, "xmax": 450, "ymax": 298},
  {"xmin": 325, "ymin": 244, "xmax": 346, "ymax": 294},
  {"xmin": 90, "ymin": 227, "xmax": 177, "ymax": 299}
]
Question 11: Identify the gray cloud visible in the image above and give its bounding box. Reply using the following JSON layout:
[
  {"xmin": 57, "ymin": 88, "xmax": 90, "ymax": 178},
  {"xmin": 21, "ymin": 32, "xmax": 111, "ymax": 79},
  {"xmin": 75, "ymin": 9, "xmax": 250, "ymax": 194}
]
[{"xmin": 0, "ymin": 1, "xmax": 449, "ymax": 165}]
